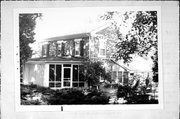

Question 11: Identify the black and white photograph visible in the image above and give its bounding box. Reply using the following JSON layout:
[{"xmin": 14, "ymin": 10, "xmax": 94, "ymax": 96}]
[
  {"xmin": 1, "ymin": 1, "xmax": 179, "ymax": 119},
  {"xmin": 19, "ymin": 8, "xmax": 160, "ymax": 106}
]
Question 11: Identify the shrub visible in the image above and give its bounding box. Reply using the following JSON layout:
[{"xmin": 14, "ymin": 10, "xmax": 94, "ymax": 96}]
[
  {"xmin": 21, "ymin": 84, "xmax": 110, "ymax": 105},
  {"xmin": 116, "ymin": 85, "xmax": 158, "ymax": 104},
  {"xmin": 48, "ymin": 88, "xmax": 109, "ymax": 105},
  {"xmin": 48, "ymin": 88, "xmax": 85, "ymax": 105}
]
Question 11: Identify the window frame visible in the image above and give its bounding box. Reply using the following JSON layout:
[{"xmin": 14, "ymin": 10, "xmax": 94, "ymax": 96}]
[
  {"xmin": 48, "ymin": 63, "xmax": 84, "ymax": 89},
  {"xmin": 49, "ymin": 64, "xmax": 62, "ymax": 89}
]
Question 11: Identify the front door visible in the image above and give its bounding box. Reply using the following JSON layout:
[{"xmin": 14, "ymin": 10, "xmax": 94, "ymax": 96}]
[{"xmin": 63, "ymin": 66, "xmax": 71, "ymax": 87}]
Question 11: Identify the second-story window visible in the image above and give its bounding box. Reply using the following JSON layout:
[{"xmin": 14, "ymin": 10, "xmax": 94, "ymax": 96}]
[
  {"xmin": 98, "ymin": 36, "xmax": 106, "ymax": 57},
  {"xmin": 74, "ymin": 39, "xmax": 81, "ymax": 56},
  {"xmin": 57, "ymin": 41, "xmax": 63, "ymax": 57},
  {"xmin": 49, "ymin": 42, "xmax": 56, "ymax": 57},
  {"xmin": 42, "ymin": 43, "xmax": 48, "ymax": 57}
]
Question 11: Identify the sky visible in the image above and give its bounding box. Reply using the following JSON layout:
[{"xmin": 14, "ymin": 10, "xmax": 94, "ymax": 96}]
[{"xmin": 32, "ymin": 8, "xmax": 154, "ymax": 72}]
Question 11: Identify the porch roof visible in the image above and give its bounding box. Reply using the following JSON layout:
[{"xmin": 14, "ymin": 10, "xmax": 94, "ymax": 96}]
[
  {"xmin": 103, "ymin": 59, "xmax": 130, "ymax": 71},
  {"xmin": 27, "ymin": 56, "xmax": 85, "ymax": 63}
]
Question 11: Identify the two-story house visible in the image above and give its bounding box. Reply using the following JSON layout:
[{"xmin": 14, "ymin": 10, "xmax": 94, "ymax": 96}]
[{"xmin": 23, "ymin": 24, "xmax": 130, "ymax": 89}]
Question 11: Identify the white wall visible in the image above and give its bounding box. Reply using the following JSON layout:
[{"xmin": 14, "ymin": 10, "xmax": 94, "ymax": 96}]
[{"xmin": 23, "ymin": 63, "xmax": 45, "ymax": 87}]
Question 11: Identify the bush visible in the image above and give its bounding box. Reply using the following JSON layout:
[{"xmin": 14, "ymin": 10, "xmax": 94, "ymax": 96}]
[
  {"xmin": 116, "ymin": 85, "xmax": 158, "ymax": 104},
  {"xmin": 48, "ymin": 88, "xmax": 109, "ymax": 105},
  {"xmin": 21, "ymin": 84, "xmax": 110, "ymax": 105},
  {"xmin": 48, "ymin": 88, "xmax": 85, "ymax": 105},
  {"xmin": 84, "ymin": 89, "xmax": 109, "ymax": 104}
]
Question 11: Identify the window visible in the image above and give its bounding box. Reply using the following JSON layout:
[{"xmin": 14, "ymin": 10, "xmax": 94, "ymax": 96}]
[
  {"xmin": 49, "ymin": 64, "xmax": 62, "ymax": 88},
  {"xmin": 42, "ymin": 44, "xmax": 48, "ymax": 57},
  {"xmin": 98, "ymin": 36, "xmax": 106, "ymax": 57},
  {"xmin": 63, "ymin": 68, "xmax": 71, "ymax": 87},
  {"xmin": 57, "ymin": 41, "xmax": 62, "ymax": 57},
  {"xmin": 112, "ymin": 71, "xmax": 117, "ymax": 81},
  {"xmin": 49, "ymin": 42, "xmax": 57, "ymax": 57},
  {"xmin": 49, "ymin": 64, "xmax": 84, "ymax": 89},
  {"xmin": 118, "ymin": 71, "xmax": 123, "ymax": 83},
  {"xmin": 73, "ymin": 65, "xmax": 84, "ymax": 87},
  {"xmin": 123, "ymin": 72, "xmax": 129, "ymax": 84},
  {"xmin": 74, "ymin": 39, "xmax": 81, "ymax": 56}
]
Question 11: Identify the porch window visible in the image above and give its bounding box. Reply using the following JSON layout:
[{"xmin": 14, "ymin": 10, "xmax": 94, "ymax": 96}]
[
  {"xmin": 49, "ymin": 64, "xmax": 84, "ymax": 89},
  {"xmin": 118, "ymin": 71, "xmax": 123, "ymax": 83},
  {"xmin": 123, "ymin": 72, "xmax": 129, "ymax": 84},
  {"xmin": 49, "ymin": 64, "xmax": 62, "ymax": 88},
  {"xmin": 112, "ymin": 71, "xmax": 117, "ymax": 82},
  {"xmin": 73, "ymin": 65, "xmax": 84, "ymax": 87}
]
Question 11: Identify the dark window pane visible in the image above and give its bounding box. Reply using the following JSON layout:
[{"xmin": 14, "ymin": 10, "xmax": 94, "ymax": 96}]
[
  {"xmin": 64, "ymin": 78, "xmax": 70, "ymax": 81},
  {"xmin": 80, "ymin": 40, "xmax": 84, "ymax": 56},
  {"xmin": 123, "ymin": 72, "xmax": 129, "ymax": 84},
  {"xmin": 118, "ymin": 71, "xmax": 122, "ymax": 83},
  {"xmin": 64, "ymin": 68, "xmax": 70, "ymax": 78},
  {"xmin": 49, "ymin": 83, "xmax": 55, "ymax": 87},
  {"xmin": 73, "ymin": 83, "xmax": 78, "ymax": 87},
  {"xmin": 79, "ymin": 73, "xmax": 84, "ymax": 81},
  {"xmin": 79, "ymin": 65, "xmax": 84, "ymax": 81},
  {"xmin": 56, "ymin": 83, "xmax": 61, "ymax": 87},
  {"xmin": 73, "ymin": 65, "xmax": 78, "ymax": 81},
  {"xmin": 63, "ymin": 64, "xmax": 71, "ymax": 67},
  {"xmin": 49, "ymin": 65, "xmax": 55, "ymax": 81},
  {"xmin": 56, "ymin": 65, "xmax": 61, "ymax": 81},
  {"xmin": 112, "ymin": 71, "xmax": 117, "ymax": 80},
  {"xmin": 123, "ymin": 72, "xmax": 129, "ymax": 78},
  {"xmin": 64, "ymin": 82, "xmax": 70, "ymax": 87},
  {"xmin": 79, "ymin": 83, "xmax": 84, "ymax": 87}
]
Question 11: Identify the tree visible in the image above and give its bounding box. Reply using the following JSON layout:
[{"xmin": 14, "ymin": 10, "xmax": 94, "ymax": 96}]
[
  {"xmin": 100, "ymin": 11, "xmax": 158, "ymax": 82},
  {"xmin": 80, "ymin": 59, "xmax": 111, "ymax": 87},
  {"xmin": 101, "ymin": 11, "xmax": 157, "ymax": 62},
  {"xmin": 151, "ymin": 50, "xmax": 158, "ymax": 82},
  {"xmin": 19, "ymin": 13, "xmax": 42, "ymax": 78}
]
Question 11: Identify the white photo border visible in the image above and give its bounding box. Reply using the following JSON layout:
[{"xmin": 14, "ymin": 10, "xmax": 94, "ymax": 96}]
[{"xmin": 14, "ymin": 6, "xmax": 163, "ymax": 112}]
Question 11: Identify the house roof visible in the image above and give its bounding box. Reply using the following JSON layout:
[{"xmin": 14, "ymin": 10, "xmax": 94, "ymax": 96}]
[
  {"xmin": 43, "ymin": 33, "xmax": 90, "ymax": 42},
  {"xmin": 41, "ymin": 22, "xmax": 112, "ymax": 42}
]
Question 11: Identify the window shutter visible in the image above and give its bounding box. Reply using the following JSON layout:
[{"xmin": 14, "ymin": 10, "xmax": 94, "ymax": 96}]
[
  {"xmin": 42, "ymin": 45, "xmax": 45, "ymax": 57},
  {"xmin": 46, "ymin": 44, "xmax": 49, "ymax": 57},
  {"xmin": 72, "ymin": 40, "xmax": 75, "ymax": 56},
  {"xmin": 61, "ymin": 42, "xmax": 65, "ymax": 56}
]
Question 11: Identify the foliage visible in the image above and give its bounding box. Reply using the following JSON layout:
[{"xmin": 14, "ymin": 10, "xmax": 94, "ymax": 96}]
[
  {"xmin": 21, "ymin": 84, "xmax": 109, "ymax": 105},
  {"xmin": 80, "ymin": 59, "xmax": 111, "ymax": 87},
  {"xmin": 19, "ymin": 13, "xmax": 42, "ymax": 78},
  {"xmin": 151, "ymin": 50, "xmax": 158, "ymax": 82},
  {"xmin": 48, "ymin": 88, "xmax": 109, "ymax": 105},
  {"xmin": 116, "ymin": 83, "xmax": 158, "ymax": 104},
  {"xmin": 21, "ymin": 84, "xmax": 56, "ymax": 105},
  {"xmin": 100, "ymin": 11, "xmax": 158, "ymax": 82},
  {"xmin": 101, "ymin": 11, "xmax": 157, "ymax": 63}
]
